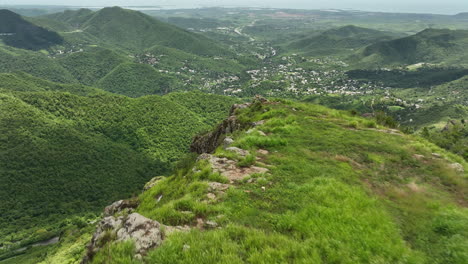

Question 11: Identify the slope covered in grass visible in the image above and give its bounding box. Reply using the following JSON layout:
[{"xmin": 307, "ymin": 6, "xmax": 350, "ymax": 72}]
[
  {"xmin": 0, "ymin": 86, "xmax": 236, "ymax": 259},
  {"xmin": 84, "ymin": 99, "xmax": 467, "ymax": 264}
]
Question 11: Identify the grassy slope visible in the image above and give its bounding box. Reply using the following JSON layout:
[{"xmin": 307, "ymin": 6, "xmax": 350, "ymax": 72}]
[{"xmin": 87, "ymin": 100, "xmax": 467, "ymax": 263}]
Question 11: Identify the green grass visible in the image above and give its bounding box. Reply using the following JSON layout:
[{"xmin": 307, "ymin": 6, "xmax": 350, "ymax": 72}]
[{"xmin": 90, "ymin": 100, "xmax": 468, "ymax": 263}]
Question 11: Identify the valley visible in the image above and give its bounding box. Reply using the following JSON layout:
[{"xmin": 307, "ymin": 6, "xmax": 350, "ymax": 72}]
[{"xmin": 0, "ymin": 4, "xmax": 466, "ymax": 264}]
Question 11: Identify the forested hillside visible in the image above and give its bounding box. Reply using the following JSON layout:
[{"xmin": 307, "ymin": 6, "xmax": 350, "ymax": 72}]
[
  {"xmin": 0, "ymin": 78, "xmax": 237, "ymax": 259},
  {"xmin": 352, "ymin": 28, "xmax": 468, "ymax": 67},
  {"xmin": 0, "ymin": 9, "xmax": 63, "ymax": 50}
]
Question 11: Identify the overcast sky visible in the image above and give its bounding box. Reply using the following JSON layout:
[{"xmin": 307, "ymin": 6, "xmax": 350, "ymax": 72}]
[{"xmin": 1, "ymin": 0, "xmax": 467, "ymax": 14}]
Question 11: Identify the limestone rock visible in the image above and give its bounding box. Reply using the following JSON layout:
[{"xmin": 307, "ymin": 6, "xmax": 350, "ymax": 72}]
[
  {"xmin": 223, "ymin": 137, "xmax": 234, "ymax": 149},
  {"xmin": 252, "ymin": 120, "xmax": 265, "ymax": 127},
  {"xmin": 144, "ymin": 176, "xmax": 164, "ymax": 191},
  {"xmin": 104, "ymin": 199, "xmax": 139, "ymax": 216},
  {"xmin": 226, "ymin": 147, "xmax": 250, "ymax": 157},
  {"xmin": 82, "ymin": 213, "xmax": 163, "ymax": 263},
  {"xmin": 449, "ymin": 163, "xmax": 464, "ymax": 173},
  {"xmin": 191, "ymin": 116, "xmax": 243, "ymax": 154}
]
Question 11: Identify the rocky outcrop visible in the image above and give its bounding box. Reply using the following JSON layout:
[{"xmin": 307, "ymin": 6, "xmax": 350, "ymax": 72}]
[
  {"xmin": 449, "ymin": 162, "xmax": 465, "ymax": 173},
  {"xmin": 198, "ymin": 154, "xmax": 268, "ymax": 183},
  {"xmin": 190, "ymin": 97, "xmax": 269, "ymax": 154},
  {"xmin": 143, "ymin": 176, "xmax": 164, "ymax": 191},
  {"xmin": 82, "ymin": 213, "xmax": 163, "ymax": 263},
  {"xmin": 104, "ymin": 199, "xmax": 139, "ymax": 216},
  {"xmin": 191, "ymin": 115, "xmax": 244, "ymax": 154}
]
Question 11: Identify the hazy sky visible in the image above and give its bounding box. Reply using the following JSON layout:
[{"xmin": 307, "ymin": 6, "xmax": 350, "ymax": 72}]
[{"xmin": 1, "ymin": 0, "xmax": 467, "ymax": 14}]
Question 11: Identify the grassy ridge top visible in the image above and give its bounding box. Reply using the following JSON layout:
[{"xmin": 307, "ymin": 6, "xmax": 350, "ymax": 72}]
[{"xmin": 84, "ymin": 100, "xmax": 468, "ymax": 264}]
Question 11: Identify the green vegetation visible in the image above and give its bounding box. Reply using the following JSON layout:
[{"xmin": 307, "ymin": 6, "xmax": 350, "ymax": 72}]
[
  {"xmin": 0, "ymin": 75, "xmax": 235, "ymax": 259},
  {"xmin": 352, "ymin": 28, "xmax": 468, "ymax": 68},
  {"xmin": 58, "ymin": 47, "xmax": 129, "ymax": 86},
  {"xmin": 79, "ymin": 7, "xmax": 233, "ymax": 56},
  {"xmin": 287, "ymin": 25, "xmax": 399, "ymax": 56},
  {"xmin": 90, "ymin": 100, "xmax": 467, "ymax": 263},
  {"xmin": 0, "ymin": 45, "xmax": 77, "ymax": 83},
  {"xmin": 164, "ymin": 91, "xmax": 240, "ymax": 125},
  {"xmin": 96, "ymin": 63, "xmax": 181, "ymax": 97},
  {"xmin": 0, "ymin": 9, "xmax": 63, "ymax": 50},
  {"xmin": 0, "ymin": 6, "xmax": 467, "ymax": 263}
]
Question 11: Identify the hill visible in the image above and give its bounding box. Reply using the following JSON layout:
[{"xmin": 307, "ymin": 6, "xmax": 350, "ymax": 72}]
[
  {"xmin": 96, "ymin": 63, "xmax": 182, "ymax": 97},
  {"xmin": 32, "ymin": 99, "xmax": 467, "ymax": 264},
  {"xmin": 352, "ymin": 28, "xmax": 468, "ymax": 68},
  {"xmin": 43, "ymin": 8, "xmax": 94, "ymax": 29},
  {"xmin": 76, "ymin": 7, "xmax": 232, "ymax": 56},
  {"xmin": 0, "ymin": 44, "xmax": 77, "ymax": 83},
  {"xmin": 287, "ymin": 25, "xmax": 399, "ymax": 56},
  {"xmin": 0, "ymin": 84, "xmax": 238, "ymax": 259},
  {"xmin": 0, "ymin": 9, "xmax": 63, "ymax": 50},
  {"xmin": 0, "ymin": 72, "xmax": 97, "ymax": 95},
  {"xmin": 57, "ymin": 47, "xmax": 130, "ymax": 86}
]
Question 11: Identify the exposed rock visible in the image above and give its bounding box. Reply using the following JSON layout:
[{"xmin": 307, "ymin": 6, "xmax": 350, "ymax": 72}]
[
  {"xmin": 449, "ymin": 163, "xmax": 465, "ymax": 173},
  {"xmin": 257, "ymin": 149, "xmax": 269, "ymax": 155},
  {"xmin": 208, "ymin": 182, "xmax": 230, "ymax": 192},
  {"xmin": 205, "ymin": 221, "xmax": 218, "ymax": 229},
  {"xmin": 253, "ymin": 95, "xmax": 268, "ymax": 103},
  {"xmin": 230, "ymin": 103, "xmax": 251, "ymax": 115},
  {"xmin": 191, "ymin": 116, "xmax": 244, "ymax": 154},
  {"xmin": 199, "ymin": 154, "xmax": 268, "ymax": 182},
  {"xmin": 104, "ymin": 199, "xmax": 139, "ymax": 216},
  {"xmin": 164, "ymin": 225, "xmax": 190, "ymax": 236},
  {"xmin": 82, "ymin": 213, "xmax": 162, "ymax": 263},
  {"xmin": 223, "ymin": 137, "xmax": 235, "ymax": 149},
  {"xmin": 143, "ymin": 176, "xmax": 164, "ymax": 191},
  {"xmin": 412, "ymin": 154, "xmax": 425, "ymax": 160},
  {"xmin": 432, "ymin": 153, "xmax": 442, "ymax": 158},
  {"xmin": 207, "ymin": 193, "xmax": 216, "ymax": 200},
  {"xmin": 252, "ymin": 120, "xmax": 266, "ymax": 127},
  {"xmin": 226, "ymin": 147, "xmax": 250, "ymax": 157},
  {"xmin": 257, "ymin": 130, "xmax": 267, "ymax": 136}
]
